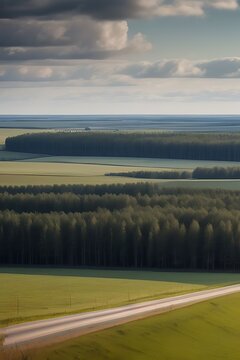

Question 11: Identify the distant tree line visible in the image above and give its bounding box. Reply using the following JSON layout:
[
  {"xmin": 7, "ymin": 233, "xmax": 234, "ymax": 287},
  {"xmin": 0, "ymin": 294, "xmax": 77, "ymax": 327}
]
[
  {"xmin": 193, "ymin": 167, "xmax": 240, "ymax": 179},
  {"xmin": 106, "ymin": 170, "xmax": 192, "ymax": 179},
  {"xmin": 0, "ymin": 183, "xmax": 161, "ymax": 196},
  {"xmin": 6, "ymin": 132, "xmax": 240, "ymax": 161},
  {"xmin": 1, "ymin": 186, "xmax": 240, "ymax": 270},
  {"xmin": 106, "ymin": 167, "xmax": 240, "ymax": 180},
  {"xmin": 0, "ymin": 182, "xmax": 237, "ymax": 197}
]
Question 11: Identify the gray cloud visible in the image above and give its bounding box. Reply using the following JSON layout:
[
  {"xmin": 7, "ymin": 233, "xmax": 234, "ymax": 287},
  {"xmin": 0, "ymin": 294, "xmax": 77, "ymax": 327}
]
[
  {"xmin": 0, "ymin": 1, "xmax": 237, "ymax": 62},
  {"xmin": 0, "ymin": 17, "xmax": 151, "ymax": 61},
  {"xmin": 2, "ymin": 58, "xmax": 240, "ymax": 84},
  {"xmin": 1, "ymin": 0, "xmax": 238, "ymax": 20},
  {"xmin": 122, "ymin": 58, "xmax": 240, "ymax": 78}
]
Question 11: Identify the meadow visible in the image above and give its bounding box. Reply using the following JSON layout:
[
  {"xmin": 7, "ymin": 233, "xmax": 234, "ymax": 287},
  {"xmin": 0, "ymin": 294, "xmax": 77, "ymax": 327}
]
[
  {"xmin": 30, "ymin": 292, "xmax": 240, "ymax": 360},
  {"xmin": 23, "ymin": 156, "xmax": 240, "ymax": 169},
  {"xmin": 0, "ymin": 161, "xmax": 163, "ymax": 186},
  {"xmin": 1, "ymin": 268, "xmax": 240, "ymax": 327},
  {"xmin": 1, "ymin": 150, "xmax": 240, "ymax": 188}
]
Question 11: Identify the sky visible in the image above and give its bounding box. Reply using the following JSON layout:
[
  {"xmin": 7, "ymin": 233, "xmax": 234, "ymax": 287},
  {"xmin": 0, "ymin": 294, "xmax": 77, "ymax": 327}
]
[{"xmin": 1, "ymin": 0, "xmax": 240, "ymax": 115}]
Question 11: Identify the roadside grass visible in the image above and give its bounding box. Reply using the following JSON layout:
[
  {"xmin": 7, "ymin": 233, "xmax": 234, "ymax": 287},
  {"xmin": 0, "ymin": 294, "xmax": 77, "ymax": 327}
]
[
  {"xmin": 1, "ymin": 268, "xmax": 240, "ymax": 327},
  {"xmin": 30, "ymin": 292, "xmax": 240, "ymax": 360}
]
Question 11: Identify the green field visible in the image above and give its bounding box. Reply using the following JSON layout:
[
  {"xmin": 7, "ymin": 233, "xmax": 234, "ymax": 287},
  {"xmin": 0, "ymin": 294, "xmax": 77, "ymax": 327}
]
[
  {"xmin": 26, "ymin": 155, "xmax": 240, "ymax": 169},
  {"xmin": 0, "ymin": 151, "xmax": 44, "ymax": 161},
  {"xmin": 0, "ymin": 161, "xmax": 164, "ymax": 186},
  {"xmin": 1, "ymin": 268, "xmax": 240, "ymax": 327},
  {"xmin": 30, "ymin": 292, "xmax": 240, "ymax": 360},
  {"xmin": 1, "ymin": 159, "xmax": 240, "ymax": 188}
]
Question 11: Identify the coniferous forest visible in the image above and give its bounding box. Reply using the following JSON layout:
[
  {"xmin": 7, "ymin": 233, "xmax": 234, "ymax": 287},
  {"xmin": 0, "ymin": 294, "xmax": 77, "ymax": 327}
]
[
  {"xmin": 6, "ymin": 132, "xmax": 240, "ymax": 161},
  {"xmin": 106, "ymin": 167, "xmax": 240, "ymax": 179},
  {"xmin": 1, "ymin": 183, "xmax": 240, "ymax": 271}
]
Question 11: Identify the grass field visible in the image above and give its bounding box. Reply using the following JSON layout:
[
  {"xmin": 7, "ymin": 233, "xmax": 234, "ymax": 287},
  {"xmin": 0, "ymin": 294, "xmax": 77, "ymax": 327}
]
[
  {"xmin": 0, "ymin": 151, "xmax": 45, "ymax": 161},
  {"xmin": 0, "ymin": 174, "xmax": 150, "ymax": 186},
  {"xmin": 0, "ymin": 161, "xmax": 163, "ymax": 186},
  {"xmin": 27, "ymin": 156, "xmax": 240, "ymax": 169},
  {"xmin": 29, "ymin": 292, "xmax": 240, "ymax": 360},
  {"xmin": 1, "ymin": 268, "xmax": 240, "ymax": 327},
  {"xmin": 1, "ymin": 159, "xmax": 240, "ymax": 188}
]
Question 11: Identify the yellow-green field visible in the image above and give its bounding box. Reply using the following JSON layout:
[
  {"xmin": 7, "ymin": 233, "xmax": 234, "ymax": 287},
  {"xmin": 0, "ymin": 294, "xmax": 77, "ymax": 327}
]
[
  {"xmin": 1, "ymin": 268, "xmax": 240, "ymax": 327},
  {"xmin": 1, "ymin": 161, "xmax": 240, "ymax": 188},
  {"xmin": 0, "ymin": 161, "xmax": 165, "ymax": 186},
  {"xmin": 0, "ymin": 174, "xmax": 147, "ymax": 186},
  {"xmin": 29, "ymin": 292, "xmax": 240, "ymax": 360}
]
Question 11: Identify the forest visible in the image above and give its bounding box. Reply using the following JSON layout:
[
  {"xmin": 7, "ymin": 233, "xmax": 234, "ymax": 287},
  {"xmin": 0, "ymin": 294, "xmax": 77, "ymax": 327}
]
[
  {"xmin": 1, "ymin": 184, "xmax": 240, "ymax": 271},
  {"xmin": 106, "ymin": 170, "xmax": 192, "ymax": 179},
  {"xmin": 106, "ymin": 167, "xmax": 240, "ymax": 179},
  {"xmin": 6, "ymin": 132, "xmax": 240, "ymax": 161},
  {"xmin": 192, "ymin": 167, "xmax": 240, "ymax": 179}
]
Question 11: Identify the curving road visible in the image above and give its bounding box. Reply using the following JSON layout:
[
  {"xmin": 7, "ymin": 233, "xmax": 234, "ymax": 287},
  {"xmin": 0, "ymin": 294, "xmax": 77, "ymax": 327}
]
[{"xmin": 3, "ymin": 284, "xmax": 240, "ymax": 349}]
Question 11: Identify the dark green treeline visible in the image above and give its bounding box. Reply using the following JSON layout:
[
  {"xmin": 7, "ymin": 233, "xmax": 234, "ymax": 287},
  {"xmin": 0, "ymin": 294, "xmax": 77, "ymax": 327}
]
[
  {"xmin": 6, "ymin": 132, "xmax": 240, "ymax": 161},
  {"xmin": 193, "ymin": 167, "xmax": 240, "ymax": 179},
  {"xmin": 1, "ymin": 185, "xmax": 240, "ymax": 271},
  {"xmin": 106, "ymin": 170, "xmax": 192, "ymax": 179},
  {"xmin": 107, "ymin": 167, "xmax": 240, "ymax": 180}
]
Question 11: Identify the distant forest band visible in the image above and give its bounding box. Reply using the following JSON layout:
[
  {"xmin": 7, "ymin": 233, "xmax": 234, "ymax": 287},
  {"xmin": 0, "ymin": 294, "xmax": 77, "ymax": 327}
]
[{"xmin": 6, "ymin": 132, "xmax": 240, "ymax": 161}]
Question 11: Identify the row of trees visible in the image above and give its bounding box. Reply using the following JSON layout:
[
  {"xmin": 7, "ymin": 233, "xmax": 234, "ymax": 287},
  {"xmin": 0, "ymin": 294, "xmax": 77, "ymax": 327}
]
[
  {"xmin": 193, "ymin": 167, "xmax": 240, "ymax": 179},
  {"xmin": 0, "ymin": 191, "xmax": 240, "ymax": 213},
  {"xmin": 106, "ymin": 171, "xmax": 192, "ymax": 179},
  {"xmin": 6, "ymin": 132, "xmax": 240, "ymax": 161},
  {"xmin": 0, "ymin": 183, "xmax": 162, "ymax": 196},
  {"xmin": 1, "ymin": 206, "xmax": 240, "ymax": 270},
  {"xmin": 107, "ymin": 167, "xmax": 240, "ymax": 180}
]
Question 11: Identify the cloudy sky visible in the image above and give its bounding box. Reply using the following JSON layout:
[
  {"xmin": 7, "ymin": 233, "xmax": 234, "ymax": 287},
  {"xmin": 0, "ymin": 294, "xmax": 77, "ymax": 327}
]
[{"xmin": 1, "ymin": 0, "xmax": 240, "ymax": 114}]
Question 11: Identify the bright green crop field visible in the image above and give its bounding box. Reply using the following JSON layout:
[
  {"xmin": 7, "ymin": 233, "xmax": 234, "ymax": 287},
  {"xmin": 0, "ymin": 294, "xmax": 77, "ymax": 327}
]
[
  {"xmin": 30, "ymin": 292, "xmax": 240, "ymax": 360},
  {"xmin": 1, "ymin": 268, "xmax": 240, "ymax": 327}
]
